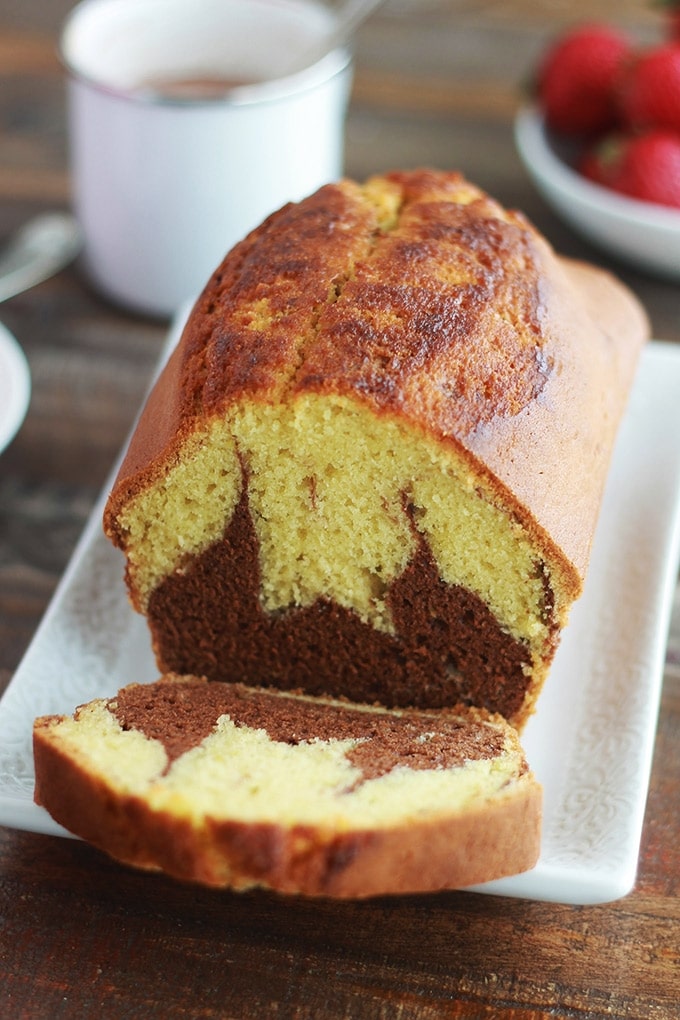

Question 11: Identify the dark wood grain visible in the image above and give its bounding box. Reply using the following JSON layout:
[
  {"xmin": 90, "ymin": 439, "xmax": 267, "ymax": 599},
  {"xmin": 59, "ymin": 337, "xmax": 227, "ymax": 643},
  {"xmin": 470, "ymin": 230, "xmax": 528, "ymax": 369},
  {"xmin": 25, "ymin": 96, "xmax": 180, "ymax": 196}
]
[{"xmin": 1, "ymin": 2, "xmax": 679, "ymax": 1017}]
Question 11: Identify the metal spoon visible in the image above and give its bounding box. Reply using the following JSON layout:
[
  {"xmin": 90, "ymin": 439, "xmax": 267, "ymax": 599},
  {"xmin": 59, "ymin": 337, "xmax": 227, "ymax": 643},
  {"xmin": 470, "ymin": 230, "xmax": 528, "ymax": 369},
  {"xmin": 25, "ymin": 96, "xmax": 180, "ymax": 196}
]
[
  {"xmin": 0, "ymin": 213, "xmax": 83, "ymax": 303},
  {"xmin": 280, "ymin": 0, "xmax": 384, "ymax": 77}
]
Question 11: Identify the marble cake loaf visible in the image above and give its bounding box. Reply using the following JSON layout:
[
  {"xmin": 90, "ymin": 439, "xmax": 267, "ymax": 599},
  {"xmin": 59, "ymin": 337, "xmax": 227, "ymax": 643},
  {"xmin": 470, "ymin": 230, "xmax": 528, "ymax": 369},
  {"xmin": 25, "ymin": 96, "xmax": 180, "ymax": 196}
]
[
  {"xmin": 33, "ymin": 674, "xmax": 542, "ymax": 897},
  {"xmin": 103, "ymin": 169, "xmax": 648, "ymax": 729}
]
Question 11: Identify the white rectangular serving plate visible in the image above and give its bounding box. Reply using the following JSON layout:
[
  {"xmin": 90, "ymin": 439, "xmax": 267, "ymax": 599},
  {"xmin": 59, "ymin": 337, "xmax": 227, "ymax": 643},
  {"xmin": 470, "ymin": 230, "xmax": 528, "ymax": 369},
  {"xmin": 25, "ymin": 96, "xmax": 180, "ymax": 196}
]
[{"xmin": 1, "ymin": 329, "xmax": 679, "ymax": 905}]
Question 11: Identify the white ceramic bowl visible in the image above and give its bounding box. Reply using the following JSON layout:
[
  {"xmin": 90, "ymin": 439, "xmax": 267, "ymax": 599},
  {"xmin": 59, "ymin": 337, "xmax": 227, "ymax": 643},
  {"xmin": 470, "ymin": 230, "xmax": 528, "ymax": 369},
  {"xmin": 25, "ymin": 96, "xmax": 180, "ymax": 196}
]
[
  {"xmin": 0, "ymin": 320, "xmax": 31, "ymax": 454},
  {"xmin": 514, "ymin": 105, "xmax": 680, "ymax": 281}
]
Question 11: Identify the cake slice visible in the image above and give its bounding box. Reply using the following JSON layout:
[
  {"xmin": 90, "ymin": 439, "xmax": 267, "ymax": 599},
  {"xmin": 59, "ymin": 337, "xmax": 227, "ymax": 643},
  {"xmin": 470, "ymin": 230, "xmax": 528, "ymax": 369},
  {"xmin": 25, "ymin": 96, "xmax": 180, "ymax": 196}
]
[
  {"xmin": 33, "ymin": 674, "xmax": 541, "ymax": 897},
  {"xmin": 102, "ymin": 169, "xmax": 647, "ymax": 728}
]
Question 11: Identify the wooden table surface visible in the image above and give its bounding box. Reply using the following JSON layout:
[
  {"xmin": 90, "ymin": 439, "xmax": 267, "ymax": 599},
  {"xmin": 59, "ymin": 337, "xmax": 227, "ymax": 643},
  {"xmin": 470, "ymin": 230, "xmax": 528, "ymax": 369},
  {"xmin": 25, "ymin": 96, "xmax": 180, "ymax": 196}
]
[{"xmin": 1, "ymin": 2, "xmax": 679, "ymax": 1017}]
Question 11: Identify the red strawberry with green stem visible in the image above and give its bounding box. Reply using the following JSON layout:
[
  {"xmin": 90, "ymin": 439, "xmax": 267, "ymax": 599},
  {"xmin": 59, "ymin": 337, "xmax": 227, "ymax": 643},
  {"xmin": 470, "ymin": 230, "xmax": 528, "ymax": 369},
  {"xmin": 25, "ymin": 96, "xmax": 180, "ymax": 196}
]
[
  {"xmin": 578, "ymin": 134, "xmax": 622, "ymax": 187},
  {"xmin": 611, "ymin": 129, "xmax": 680, "ymax": 207},
  {"xmin": 618, "ymin": 42, "xmax": 680, "ymax": 133},
  {"xmin": 580, "ymin": 129, "xmax": 680, "ymax": 208},
  {"xmin": 537, "ymin": 22, "xmax": 631, "ymax": 136}
]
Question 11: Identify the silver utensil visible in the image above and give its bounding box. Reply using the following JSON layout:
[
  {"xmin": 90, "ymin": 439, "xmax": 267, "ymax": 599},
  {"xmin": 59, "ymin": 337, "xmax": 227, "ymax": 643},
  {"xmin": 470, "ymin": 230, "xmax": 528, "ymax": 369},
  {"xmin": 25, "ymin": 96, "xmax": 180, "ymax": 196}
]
[
  {"xmin": 282, "ymin": 0, "xmax": 384, "ymax": 77},
  {"xmin": 0, "ymin": 213, "xmax": 83, "ymax": 303}
]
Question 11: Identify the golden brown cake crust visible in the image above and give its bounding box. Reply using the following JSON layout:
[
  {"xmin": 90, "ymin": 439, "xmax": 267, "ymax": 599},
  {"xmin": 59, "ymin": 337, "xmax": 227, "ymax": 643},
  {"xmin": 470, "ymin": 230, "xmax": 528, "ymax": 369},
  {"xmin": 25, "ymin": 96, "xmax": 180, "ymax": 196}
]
[
  {"xmin": 104, "ymin": 169, "xmax": 648, "ymax": 593},
  {"xmin": 33, "ymin": 677, "xmax": 542, "ymax": 897}
]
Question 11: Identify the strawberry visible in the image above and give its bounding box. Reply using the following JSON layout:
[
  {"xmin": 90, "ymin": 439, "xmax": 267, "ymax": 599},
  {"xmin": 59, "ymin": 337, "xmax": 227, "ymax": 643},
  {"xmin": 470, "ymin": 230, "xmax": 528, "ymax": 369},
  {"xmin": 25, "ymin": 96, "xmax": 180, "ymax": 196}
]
[
  {"xmin": 618, "ymin": 43, "xmax": 680, "ymax": 133},
  {"xmin": 608, "ymin": 130, "xmax": 680, "ymax": 208},
  {"xmin": 537, "ymin": 23, "xmax": 631, "ymax": 136},
  {"xmin": 578, "ymin": 134, "xmax": 622, "ymax": 187}
]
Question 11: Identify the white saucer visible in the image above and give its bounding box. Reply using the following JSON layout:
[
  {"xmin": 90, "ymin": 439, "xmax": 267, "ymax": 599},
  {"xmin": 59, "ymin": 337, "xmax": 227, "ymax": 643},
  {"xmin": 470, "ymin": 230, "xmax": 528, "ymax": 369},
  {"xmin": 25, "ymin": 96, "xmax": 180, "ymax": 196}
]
[{"xmin": 0, "ymin": 320, "xmax": 31, "ymax": 453}]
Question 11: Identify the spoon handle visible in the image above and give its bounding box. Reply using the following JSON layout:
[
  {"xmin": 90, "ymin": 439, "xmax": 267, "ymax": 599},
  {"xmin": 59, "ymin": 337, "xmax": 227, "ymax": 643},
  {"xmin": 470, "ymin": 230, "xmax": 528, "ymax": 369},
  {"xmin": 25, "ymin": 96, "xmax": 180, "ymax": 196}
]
[
  {"xmin": 0, "ymin": 213, "xmax": 82, "ymax": 303},
  {"xmin": 283, "ymin": 0, "xmax": 384, "ymax": 77}
]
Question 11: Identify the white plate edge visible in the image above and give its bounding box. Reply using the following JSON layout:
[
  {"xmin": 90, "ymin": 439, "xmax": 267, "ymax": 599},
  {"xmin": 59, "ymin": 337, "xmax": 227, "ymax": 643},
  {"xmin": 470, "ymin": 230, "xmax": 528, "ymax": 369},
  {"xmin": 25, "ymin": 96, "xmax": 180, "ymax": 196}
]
[{"xmin": 0, "ymin": 320, "xmax": 31, "ymax": 453}]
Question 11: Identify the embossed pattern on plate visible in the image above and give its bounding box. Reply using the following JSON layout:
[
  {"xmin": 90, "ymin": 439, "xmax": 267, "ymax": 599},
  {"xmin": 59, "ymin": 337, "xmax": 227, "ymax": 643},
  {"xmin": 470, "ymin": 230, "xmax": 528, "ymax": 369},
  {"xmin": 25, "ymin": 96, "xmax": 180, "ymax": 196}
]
[{"xmin": 1, "ymin": 329, "xmax": 679, "ymax": 904}]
